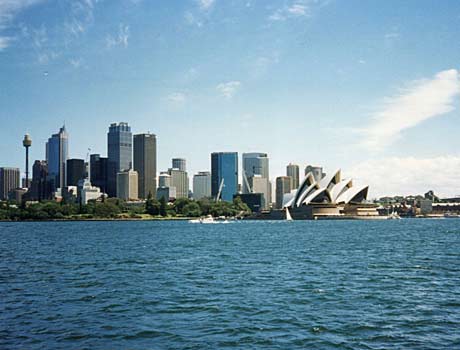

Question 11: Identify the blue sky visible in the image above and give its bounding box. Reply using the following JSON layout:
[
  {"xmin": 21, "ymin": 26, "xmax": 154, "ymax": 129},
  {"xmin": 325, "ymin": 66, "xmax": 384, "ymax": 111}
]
[{"xmin": 1, "ymin": 0, "xmax": 459, "ymax": 197}]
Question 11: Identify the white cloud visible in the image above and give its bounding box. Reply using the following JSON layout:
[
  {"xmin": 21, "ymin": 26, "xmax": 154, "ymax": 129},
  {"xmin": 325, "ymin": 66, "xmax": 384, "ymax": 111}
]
[
  {"xmin": 184, "ymin": 12, "xmax": 203, "ymax": 27},
  {"xmin": 197, "ymin": 0, "xmax": 215, "ymax": 10},
  {"xmin": 167, "ymin": 92, "xmax": 186, "ymax": 104},
  {"xmin": 268, "ymin": 1, "xmax": 313, "ymax": 21},
  {"xmin": 216, "ymin": 81, "xmax": 241, "ymax": 99},
  {"xmin": 361, "ymin": 69, "xmax": 460, "ymax": 150},
  {"xmin": 69, "ymin": 58, "xmax": 82, "ymax": 68},
  {"xmin": 0, "ymin": 0, "xmax": 46, "ymax": 50},
  {"xmin": 106, "ymin": 24, "xmax": 130, "ymax": 48},
  {"xmin": 347, "ymin": 155, "xmax": 460, "ymax": 198}
]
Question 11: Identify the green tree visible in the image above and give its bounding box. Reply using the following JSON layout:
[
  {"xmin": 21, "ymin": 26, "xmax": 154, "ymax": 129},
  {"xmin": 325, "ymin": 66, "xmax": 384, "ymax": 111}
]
[
  {"xmin": 145, "ymin": 192, "xmax": 160, "ymax": 215},
  {"xmin": 159, "ymin": 196, "xmax": 167, "ymax": 217},
  {"xmin": 173, "ymin": 198, "xmax": 191, "ymax": 215},
  {"xmin": 182, "ymin": 202, "xmax": 202, "ymax": 217}
]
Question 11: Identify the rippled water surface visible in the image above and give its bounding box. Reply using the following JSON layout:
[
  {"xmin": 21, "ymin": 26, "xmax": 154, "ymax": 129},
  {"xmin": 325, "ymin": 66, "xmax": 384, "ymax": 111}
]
[{"xmin": 1, "ymin": 219, "xmax": 460, "ymax": 349}]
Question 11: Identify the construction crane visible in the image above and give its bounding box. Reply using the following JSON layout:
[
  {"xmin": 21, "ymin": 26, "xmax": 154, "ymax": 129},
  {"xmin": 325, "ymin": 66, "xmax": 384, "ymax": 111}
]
[{"xmin": 216, "ymin": 178, "xmax": 225, "ymax": 202}]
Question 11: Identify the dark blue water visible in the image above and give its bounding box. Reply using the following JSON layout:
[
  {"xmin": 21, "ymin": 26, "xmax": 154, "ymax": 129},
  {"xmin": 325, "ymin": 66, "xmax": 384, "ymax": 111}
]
[{"xmin": 1, "ymin": 220, "xmax": 460, "ymax": 349}]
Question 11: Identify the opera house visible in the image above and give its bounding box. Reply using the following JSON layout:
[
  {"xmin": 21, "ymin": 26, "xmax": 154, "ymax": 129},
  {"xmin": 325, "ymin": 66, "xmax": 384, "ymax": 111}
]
[{"xmin": 282, "ymin": 169, "xmax": 379, "ymax": 219}]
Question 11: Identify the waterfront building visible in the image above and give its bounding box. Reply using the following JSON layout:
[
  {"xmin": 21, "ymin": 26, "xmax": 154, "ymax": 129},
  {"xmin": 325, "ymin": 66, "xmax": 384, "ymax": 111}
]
[
  {"xmin": 172, "ymin": 158, "xmax": 186, "ymax": 172},
  {"xmin": 168, "ymin": 168, "xmax": 188, "ymax": 199},
  {"xmin": 29, "ymin": 160, "xmax": 52, "ymax": 201},
  {"xmin": 66, "ymin": 159, "xmax": 86, "ymax": 186},
  {"xmin": 248, "ymin": 175, "xmax": 270, "ymax": 210},
  {"xmin": 157, "ymin": 186, "xmax": 176, "ymax": 201},
  {"xmin": 235, "ymin": 193, "xmax": 263, "ymax": 213},
  {"xmin": 79, "ymin": 179, "xmax": 104, "ymax": 204},
  {"xmin": 10, "ymin": 188, "xmax": 28, "ymax": 202},
  {"xmin": 193, "ymin": 171, "xmax": 211, "ymax": 200},
  {"xmin": 211, "ymin": 152, "xmax": 238, "ymax": 202},
  {"xmin": 46, "ymin": 125, "xmax": 68, "ymax": 190},
  {"xmin": 286, "ymin": 163, "xmax": 299, "ymax": 190},
  {"xmin": 116, "ymin": 169, "xmax": 138, "ymax": 201},
  {"xmin": 158, "ymin": 172, "xmax": 171, "ymax": 187},
  {"xmin": 304, "ymin": 165, "xmax": 325, "ymax": 182},
  {"xmin": 134, "ymin": 133, "xmax": 157, "ymax": 199},
  {"xmin": 276, "ymin": 176, "xmax": 292, "ymax": 209},
  {"xmin": 0, "ymin": 167, "xmax": 20, "ymax": 200},
  {"xmin": 90, "ymin": 154, "xmax": 108, "ymax": 194},
  {"xmin": 107, "ymin": 122, "xmax": 132, "ymax": 197}
]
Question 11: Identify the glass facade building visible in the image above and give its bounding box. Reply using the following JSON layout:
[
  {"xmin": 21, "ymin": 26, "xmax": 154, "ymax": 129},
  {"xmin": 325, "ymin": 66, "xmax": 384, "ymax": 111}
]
[
  {"xmin": 90, "ymin": 154, "xmax": 108, "ymax": 194},
  {"xmin": 107, "ymin": 122, "xmax": 132, "ymax": 197},
  {"xmin": 46, "ymin": 125, "xmax": 68, "ymax": 190},
  {"xmin": 211, "ymin": 152, "xmax": 238, "ymax": 202}
]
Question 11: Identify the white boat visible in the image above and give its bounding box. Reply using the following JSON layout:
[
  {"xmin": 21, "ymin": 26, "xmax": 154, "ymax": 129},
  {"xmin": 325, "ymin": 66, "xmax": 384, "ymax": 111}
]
[
  {"xmin": 387, "ymin": 211, "xmax": 401, "ymax": 220},
  {"xmin": 285, "ymin": 207, "xmax": 293, "ymax": 221},
  {"xmin": 444, "ymin": 212, "xmax": 460, "ymax": 218}
]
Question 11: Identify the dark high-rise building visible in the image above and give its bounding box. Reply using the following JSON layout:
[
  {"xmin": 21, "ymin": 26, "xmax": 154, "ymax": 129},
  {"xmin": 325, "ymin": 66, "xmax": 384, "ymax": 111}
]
[
  {"xmin": 90, "ymin": 154, "xmax": 108, "ymax": 194},
  {"xmin": 0, "ymin": 167, "xmax": 20, "ymax": 200},
  {"xmin": 276, "ymin": 176, "xmax": 292, "ymax": 209},
  {"xmin": 133, "ymin": 133, "xmax": 157, "ymax": 199},
  {"xmin": 46, "ymin": 125, "xmax": 68, "ymax": 190},
  {"xmin": 172, "ymin": 158, "xmax": 186, "ymax": 172},
  {"xmin": 30, "ymin": 160, "xmax": 52, "ymax": 201},
  {"xmin": 211, "ymin": 152, "xmax": 238, "ymax": 202},
  {"xmin": 286, "ymin": 163, "xmax": 299, "ymax": 190},
  {"xmin": 107, "ymin": 122, "xmax": 132, "ymax": 197},
  {"xmin": 66, "ymin": 159, "xmax": 86, "ymax": 186}
]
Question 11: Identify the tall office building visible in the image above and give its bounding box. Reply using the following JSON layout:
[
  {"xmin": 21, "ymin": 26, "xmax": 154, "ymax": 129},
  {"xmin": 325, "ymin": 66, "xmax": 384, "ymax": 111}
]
[
  {"xmin": 248, "ymin": 175, "xmax": 270, "ymax": 210},
  {"xmin": 66, "ymin": 159, "xmax": 86, "ymax": 186},
  {"xmin": 46, "ymin": 125, "xmax": 68, "ymax": 190},
  {"xmin": 107, "ymin": 122, "xmax": 132, "ymax": 197},
  {"xmin": 116, "ymin": 169, "xmax": 138, "ymax": 201},
  {"xmin": 193, "ymin": 171, "xmax": 211, "ymax": 200},
  {"xmin": 30, "ymin": 160, "xmax": 52, "ymax": 201},
  {"xmin": 242, "ymin": 152, "xmax": 270, "ymax": 208},
  {"xmin": 211, "ymin": 152, "xmax": 238, "ymax": 202},
  {"xmin": 90, "ymin": 154, "xmax": 108, "ymax": 194},
  {"xmin": 134, "ymin": 133, "xmax": 157, "ymax": 199},
  {"xmin": 305, "ymin": 165, "xmax": 325, "ymax": 182},
  {"xmin": 0, "ymin": 167, "xmax": 20, "ymax": 200},
  {"xmin": 286, "ymin": 163, "xmax": 299, "ymax": 190},
  {"xmin": 168, "ymin": 168, "xmax": 189, "ymax": 199},
  {"xmin": 172, "ymin": 158, "xmax": 186, "ymax": 172},
  {"xmin": 276, "ymin": 176, "xmax": 292, "ymax": 209}
]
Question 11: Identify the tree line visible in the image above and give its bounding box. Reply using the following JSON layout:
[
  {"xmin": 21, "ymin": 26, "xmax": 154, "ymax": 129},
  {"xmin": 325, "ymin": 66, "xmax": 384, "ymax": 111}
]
[{"xmin": 0, "ymin": 195, "xmax": 251, "ymax": 221}]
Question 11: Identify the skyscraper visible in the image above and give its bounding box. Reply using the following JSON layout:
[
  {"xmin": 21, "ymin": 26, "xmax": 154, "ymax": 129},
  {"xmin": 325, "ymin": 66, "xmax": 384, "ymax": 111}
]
[
  {"xmin": 276, "ymin": 176, "xmax": 292, "ymax": 209},
  {"xmin": 107, "ymin": 122, "xmax": 132, "ymax": 197},
  {"xmin": 116, "ymin": 169, "xmax": 138, "ymax": 201},
  {"xmin": 172, "ymin": 158, "xmax": 186, "ymax": 172},
  {"xmin": 305, "ymin": 165, "xmax": 325, "ymax": 182},
  {"xmin": 134, "ymin": 133, "xmax": 157, "ymax": 199},
  {"xmin": 66, "ymin": 159, "xmax": 86, "ymax": 186},
  {"xmin": 242, "ymin": 152, "xmax": 270, "ymax": 208},
  {"xmin": 193, "ymin": 171, "xmax": 211, "ymax": 200},
  {"xmin": 168, "ymin": 168, "xmax": 189, "ymax": 199},
  {"xmin": 286, "ymin": 163, "xmax": 299, "ymax": 190},
  {"xmin": 211, "ymin": 152, "xmax": 238, "ymax": 202},
  {"xmin": 46, "ymin": 125, "xmax": 68, "ymax": 190},
  {"xmin": 0, "ymin": 167, "xmax": 20, "ymax": 200},
  {"xmin": 30, "ymin": 160, "xmax": 52, "ymax": 201},
  {"xmin": 90, "ymin": 154, "xmax": 108, "ymax": 194}
]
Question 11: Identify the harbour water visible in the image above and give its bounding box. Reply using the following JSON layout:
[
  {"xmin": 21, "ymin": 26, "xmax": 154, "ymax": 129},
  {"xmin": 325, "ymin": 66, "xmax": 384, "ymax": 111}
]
[{"xmin": 1, "ymin": 220, "xmax": 460, "ymax": 349}]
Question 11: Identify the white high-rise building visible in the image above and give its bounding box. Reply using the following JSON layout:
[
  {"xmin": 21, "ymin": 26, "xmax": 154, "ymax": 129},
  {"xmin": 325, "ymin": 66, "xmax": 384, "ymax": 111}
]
[
  {"xmin": 117, "ymin": 169, "xmax": 138, "ymax": 201},
  {"xmin": 168, "ymin": 168, "xmax": 188, "ymax": 199},
  {"xmin": 193, "ymin": 171, "xmax": 211, "ymax": 200},
  {"xmin": 242, "ymin": 152, "xmax": 271, "ymax": 208}
]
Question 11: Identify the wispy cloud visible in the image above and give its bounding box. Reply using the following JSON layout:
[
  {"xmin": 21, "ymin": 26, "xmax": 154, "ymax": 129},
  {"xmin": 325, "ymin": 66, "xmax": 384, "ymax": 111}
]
[
  {"xmin": 268, "ymin": 0, "xmax": 314, "ymax": 21},
  {"xmin": 0, "ymin": 0, "xmax": 46, "ymax": 51},
  {"xmin": 348, "ymin": 155, "xmax": 460, "ymax": 198},
  {"xmin": 167, "ymin": 92, "xmax": 187, "ymax": 104},
  {"xmin": 69, "ymin": 58, "xmax": 82, "ymax": 68},
  {"xmin": 361, "ymin": 69, "xmax": 460, "ymax": 151},
  {"xmin": 197, "ymin": 0, "xmax": 215, "ymax": 11},
  {"xmin": 216, "ymin": 81, "xmax": 241, "ymax": 99},
  {"xmin": 106, "ymin": 24, "xmax": 130, "ymax": 48}
]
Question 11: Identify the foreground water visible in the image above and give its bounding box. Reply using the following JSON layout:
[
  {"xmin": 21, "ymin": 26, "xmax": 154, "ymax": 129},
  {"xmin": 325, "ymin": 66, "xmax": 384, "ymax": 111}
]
[{"xmin": 1, "ymin": 219, "xmax": 460, "ymax": 349}]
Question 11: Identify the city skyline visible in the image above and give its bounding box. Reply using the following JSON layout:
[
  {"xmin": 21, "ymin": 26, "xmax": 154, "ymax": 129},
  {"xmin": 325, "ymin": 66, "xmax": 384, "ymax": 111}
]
[{"xmin": 1, "ymin": 1, "xmax": 459, "ymax": 197}]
